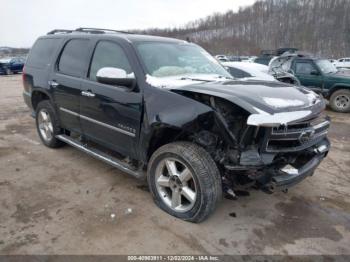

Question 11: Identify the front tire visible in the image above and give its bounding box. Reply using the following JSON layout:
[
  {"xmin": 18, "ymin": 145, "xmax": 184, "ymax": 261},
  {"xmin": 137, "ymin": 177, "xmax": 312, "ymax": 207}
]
[
  {"xmin": 329, "ymin": 89, "xmax": 350, "ymax": 113},
  {"xmin": 35, "ymin": 100, "xmax": 65, "ymax": 148},
  {"xmin": 147, "ymin": 142, "xmax": 222, "ymax": 223}
]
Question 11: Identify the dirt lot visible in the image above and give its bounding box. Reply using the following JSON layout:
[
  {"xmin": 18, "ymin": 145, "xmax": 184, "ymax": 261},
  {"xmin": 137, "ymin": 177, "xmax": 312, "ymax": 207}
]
[{"xmin": 0, "ymin": 75, "xmax": 350, "ymax": 255}]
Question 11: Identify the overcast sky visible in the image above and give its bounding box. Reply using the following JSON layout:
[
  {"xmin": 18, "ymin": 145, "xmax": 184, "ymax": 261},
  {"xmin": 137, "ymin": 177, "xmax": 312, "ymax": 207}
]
[{"xmin": 1, "ymin": 0, "xmax": 256, "ymax": 47}]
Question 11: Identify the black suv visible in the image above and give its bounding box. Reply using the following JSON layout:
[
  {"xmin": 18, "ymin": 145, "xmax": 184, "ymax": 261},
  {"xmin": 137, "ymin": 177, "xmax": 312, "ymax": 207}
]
[{"xmin": 23, "ymin": 28, "xmax": 330, "ymax": 222}]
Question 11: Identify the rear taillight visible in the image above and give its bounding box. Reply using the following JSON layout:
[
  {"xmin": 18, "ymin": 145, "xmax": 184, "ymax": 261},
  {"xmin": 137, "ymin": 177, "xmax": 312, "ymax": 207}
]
[
  {"xmin": 22, "ymin": 66, "xmax": 28, "ymax": 91},
  {"xmin": 22, "ymin": 66, "xmax": 25, "ymax": 80}
]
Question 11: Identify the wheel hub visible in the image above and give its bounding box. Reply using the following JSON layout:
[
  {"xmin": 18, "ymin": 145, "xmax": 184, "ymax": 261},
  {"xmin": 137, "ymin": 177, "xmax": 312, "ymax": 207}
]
[
  {"xmin": 335, "ymin": 95, "xmax": 350, "ymax": 109},
  {"xmin": 169, "ymin": 176, "xmax": 183, "ymax": 190}
]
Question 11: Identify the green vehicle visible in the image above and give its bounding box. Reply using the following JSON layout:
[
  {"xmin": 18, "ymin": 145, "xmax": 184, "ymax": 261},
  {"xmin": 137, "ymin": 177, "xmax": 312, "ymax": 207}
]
[{"xmin": 270, "ymin": 55, "xmax": 350, "ymax": 113}]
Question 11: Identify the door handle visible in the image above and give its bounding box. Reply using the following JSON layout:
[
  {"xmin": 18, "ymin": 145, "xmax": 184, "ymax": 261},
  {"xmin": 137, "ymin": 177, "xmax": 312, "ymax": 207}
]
[
  {"xmin": 81, "ymin": 90, "xmax": 95, "ymax": 98},
  {"xmin": 48, "ymin": 80, "xmax": 59, "ymax": 88}
]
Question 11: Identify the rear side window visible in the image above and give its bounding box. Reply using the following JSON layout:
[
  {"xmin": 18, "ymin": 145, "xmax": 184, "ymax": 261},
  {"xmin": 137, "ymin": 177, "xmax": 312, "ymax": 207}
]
[
  {"xmin": 58, "ymin": 39, "xmax": 90, "ymax": 77},
  {"xmin": 89, "ymin": 41, "xmax": 132, "ymax": 82},
  {"xmin": 26, "ymin": 38, "xmax": 60, "ymax": 68}
]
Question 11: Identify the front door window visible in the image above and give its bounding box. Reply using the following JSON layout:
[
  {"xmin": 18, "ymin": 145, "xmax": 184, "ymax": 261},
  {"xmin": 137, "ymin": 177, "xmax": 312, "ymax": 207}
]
[{"xmin": 295, "ymin": 62, "xmax": 316, "ymax": 75}]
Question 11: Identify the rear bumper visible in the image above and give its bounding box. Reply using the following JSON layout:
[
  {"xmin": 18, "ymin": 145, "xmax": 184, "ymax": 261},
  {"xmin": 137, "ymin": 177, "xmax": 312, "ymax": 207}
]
[
  {"xmin": 268, "ymin": 138, "xmax": 330, "ymax": 191},
  {"xmin": 23, "ymin": 91, "xmax": 32, "ymax": 107},
  {"xmin": 23, "ymin": 91, "xmax": 35, "ymax": 117}
]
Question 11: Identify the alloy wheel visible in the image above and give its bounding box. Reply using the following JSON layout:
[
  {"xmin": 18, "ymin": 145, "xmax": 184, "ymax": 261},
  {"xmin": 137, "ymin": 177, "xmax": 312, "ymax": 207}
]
[
  {"xmin": 38, "ymin": 109, "xmax": 54, "ymax": 142},
  {"xmin": 155, "ymin": 158, "xmax": 197, "ymax": 213}
]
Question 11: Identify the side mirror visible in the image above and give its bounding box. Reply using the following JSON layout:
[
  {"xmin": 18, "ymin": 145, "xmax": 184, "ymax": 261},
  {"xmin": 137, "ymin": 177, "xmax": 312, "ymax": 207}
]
[
  {"xmin": 96, "ymin": 67, "xmax": 136, "ymax": 89},
  {"xmin": 310, "ymin": 70, "xmax": 320, "ymax": 76}
]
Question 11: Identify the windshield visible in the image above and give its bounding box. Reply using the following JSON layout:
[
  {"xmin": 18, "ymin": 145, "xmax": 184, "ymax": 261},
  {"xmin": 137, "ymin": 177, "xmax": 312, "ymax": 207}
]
[
  {"xmin": 316, "ymin": 59, "xmax": 337, "ymax": 74},
  {"xmin": 136, "ymin": 42, "xmax": 232, "ymax": 79}
]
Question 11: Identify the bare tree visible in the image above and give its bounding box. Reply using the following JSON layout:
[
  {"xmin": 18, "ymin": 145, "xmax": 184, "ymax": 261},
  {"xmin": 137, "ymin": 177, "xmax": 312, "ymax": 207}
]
[{"xmin": 136, "ymin": 0, "xmax": 350, "ymax": 57}]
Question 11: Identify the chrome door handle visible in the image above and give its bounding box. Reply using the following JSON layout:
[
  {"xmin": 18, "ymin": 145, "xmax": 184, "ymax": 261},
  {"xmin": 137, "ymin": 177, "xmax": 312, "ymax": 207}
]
[
  {"xmin": 48, "ymin": 80, "xmax": 59, "ymax": 88},
  {"xmin": 81, "ymin": 91, "xmax": 95, "ymax": 97}
]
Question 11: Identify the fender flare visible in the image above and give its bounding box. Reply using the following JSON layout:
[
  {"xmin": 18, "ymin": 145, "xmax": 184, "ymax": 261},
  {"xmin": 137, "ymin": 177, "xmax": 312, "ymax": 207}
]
[
  {"xmin": 31, "ymin": 88, "xmax": 55, "ymax": 110},
  {"xmin": 328, "ymin": 84, "xmax": 350, "ymax": 97}
]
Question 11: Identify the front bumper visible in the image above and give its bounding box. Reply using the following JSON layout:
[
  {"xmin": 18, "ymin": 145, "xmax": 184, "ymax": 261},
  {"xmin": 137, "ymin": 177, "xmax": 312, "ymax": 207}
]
[{"xmin": 266, "ymin": 138, "xmax": 330, "ymax": 192}]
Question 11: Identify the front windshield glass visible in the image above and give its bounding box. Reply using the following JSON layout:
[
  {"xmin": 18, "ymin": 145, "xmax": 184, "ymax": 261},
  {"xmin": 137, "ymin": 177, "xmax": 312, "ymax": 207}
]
[
  {"xmin": 136, "ymin": 42, "xmax": 232, "ymax": 79},
  {"xmin": 316, "ymin": 59, "xmax": 337, "ymax": 74}
]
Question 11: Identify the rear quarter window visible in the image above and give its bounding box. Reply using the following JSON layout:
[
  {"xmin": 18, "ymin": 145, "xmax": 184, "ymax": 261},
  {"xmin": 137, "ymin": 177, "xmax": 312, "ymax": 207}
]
[
  {"xmin": 58, "ymin": 39, "xmax": 90, "ymax": 77},
  {"xmin": 26, "ymin": 38, "xmax": 60, "ymax": 69}
]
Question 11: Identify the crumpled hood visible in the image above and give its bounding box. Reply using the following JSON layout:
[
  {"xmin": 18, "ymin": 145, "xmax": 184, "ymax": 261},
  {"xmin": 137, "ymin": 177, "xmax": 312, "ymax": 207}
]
[{"xmin": 170, "ymin": 79, "xmax": 325, "ymax": 115}]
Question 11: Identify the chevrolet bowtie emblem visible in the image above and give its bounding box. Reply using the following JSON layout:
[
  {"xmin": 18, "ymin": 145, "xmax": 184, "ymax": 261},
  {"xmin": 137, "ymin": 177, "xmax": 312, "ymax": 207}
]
[{"xmin": 298, "ymin": 129, "xmax": 315, "ymax": 143}]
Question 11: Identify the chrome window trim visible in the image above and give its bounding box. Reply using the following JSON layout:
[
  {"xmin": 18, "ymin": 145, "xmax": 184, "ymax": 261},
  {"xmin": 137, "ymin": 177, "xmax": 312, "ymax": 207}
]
[{"xmin": 59, "ymin": 107, "xmax": 135, "ymax": 137}]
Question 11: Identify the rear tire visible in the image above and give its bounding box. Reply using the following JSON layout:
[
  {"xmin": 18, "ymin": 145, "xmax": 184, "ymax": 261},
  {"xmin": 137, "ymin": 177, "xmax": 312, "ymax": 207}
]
[
  {"xmin": 5, "ymin": 68, "xmax": 11, "ymax": 75},
  {"xmin": 147, "ymin": 142, "xmax": 222, "ymax": 223},
  {"xmin": 329, "ymin": 89, "xmax": 350, "ymax": 113},
  {"xmin": 35, "ymin": 100, "xmax": 65, "ymax": 148}
]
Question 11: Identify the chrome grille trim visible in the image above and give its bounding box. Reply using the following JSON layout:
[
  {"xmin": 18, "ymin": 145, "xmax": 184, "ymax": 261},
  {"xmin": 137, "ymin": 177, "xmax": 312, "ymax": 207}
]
[{"xmin": 265, "ymin": 116, "xmax": 330, "ymax": 153}]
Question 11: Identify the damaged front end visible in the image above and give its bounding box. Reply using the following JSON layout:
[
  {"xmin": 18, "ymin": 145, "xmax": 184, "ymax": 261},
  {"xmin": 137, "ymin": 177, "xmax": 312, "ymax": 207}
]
[
  {"xmin": 235, "ymin": 112, "xmax": 330, "ymax": 193},
  {"xmin": 178, "ymin": 92, "xmax": 330, "ymax": 195}
]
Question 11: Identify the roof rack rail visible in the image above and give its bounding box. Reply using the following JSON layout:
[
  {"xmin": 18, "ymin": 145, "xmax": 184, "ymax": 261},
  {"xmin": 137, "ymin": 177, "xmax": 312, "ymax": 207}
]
[
  {"xmin": 46, "ymin": 28, "xmax": 133, "ymax": 36},
  {"xmin": 75, "ymin": 27, "xmax": 133, "ymax": 34},
  {"xmin": 47, "ymin": 29, "xmax": 73, "ymax": 35}
]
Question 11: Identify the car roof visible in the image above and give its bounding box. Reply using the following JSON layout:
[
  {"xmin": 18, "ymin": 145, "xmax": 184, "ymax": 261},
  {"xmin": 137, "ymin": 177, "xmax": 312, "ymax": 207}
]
[
  {"xmin": 121, "ymin": 33, "xmax": 186, "ymax": 43},
  {"xmin": 223, "ymin": 61, "xmax": 269, "ymax": 72},
  {"xmin": 294, "ymin": 57, "xmax": 326, "ymax": 62},
  {"xmin": 39, "ymin": 31, "xmax": 186, "ymax": 45},
  {"xmin": 222, "ymin": 61, "xmax": 275, "ymax": 81},
  {"xmin": 0, "ymin": 58, "xmax": 12, "ymax": 63}
]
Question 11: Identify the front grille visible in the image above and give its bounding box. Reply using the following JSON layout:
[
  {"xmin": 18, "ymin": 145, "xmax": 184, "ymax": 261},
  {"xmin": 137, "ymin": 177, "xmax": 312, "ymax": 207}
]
[{"xmin": 264, "ymin": 114, "xmax": 330, "ymax": 152}]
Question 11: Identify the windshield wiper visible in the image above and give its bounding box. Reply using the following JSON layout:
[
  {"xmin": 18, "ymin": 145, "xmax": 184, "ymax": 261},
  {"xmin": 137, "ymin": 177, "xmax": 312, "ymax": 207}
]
[
  {"xmin": 180, "ymin": 75, "xmax": 232, "ymax": 82},
  {"xmin": 215, "ymin": 75, "xmax": 233, "ymax": 80},
  {"xmin": 180, "ymin": 77, "xmax": 214, "ymax": 82}
]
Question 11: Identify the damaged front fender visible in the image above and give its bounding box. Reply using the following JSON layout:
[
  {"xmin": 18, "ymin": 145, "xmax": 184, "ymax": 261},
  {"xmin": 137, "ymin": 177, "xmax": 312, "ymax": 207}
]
[{"xmin": 138, "ymin": 86, "xmax": 239, "ymax": 161}]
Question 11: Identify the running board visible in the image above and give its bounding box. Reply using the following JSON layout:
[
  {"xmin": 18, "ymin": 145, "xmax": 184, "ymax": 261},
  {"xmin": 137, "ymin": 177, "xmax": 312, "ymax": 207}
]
[{"xmin": 56, "ymin": 134, "xmax": 145, "ymax": 179}]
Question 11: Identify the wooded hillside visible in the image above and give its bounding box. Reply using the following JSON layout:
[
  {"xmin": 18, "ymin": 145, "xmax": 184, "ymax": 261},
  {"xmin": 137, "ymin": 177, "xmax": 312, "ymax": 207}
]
[{"xmin": 138, "ymin": 0, "xmax": 350, "ymax": 58}]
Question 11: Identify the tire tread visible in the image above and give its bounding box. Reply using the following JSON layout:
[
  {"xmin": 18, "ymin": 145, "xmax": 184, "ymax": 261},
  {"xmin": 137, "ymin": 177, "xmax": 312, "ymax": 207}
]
[
  {"xmin": 330, "ymin": 89, "xmax": 350, "ymax": 113},
  {"xmin": 147, "ymin": 141, "xmax": 222, "ymax": 223}
]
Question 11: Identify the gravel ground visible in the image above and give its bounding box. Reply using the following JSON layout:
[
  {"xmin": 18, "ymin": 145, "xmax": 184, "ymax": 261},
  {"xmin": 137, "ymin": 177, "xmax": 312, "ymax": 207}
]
[{"xmin": 0, "ymin": 75, "xmax": 350, "ymax": 255}]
